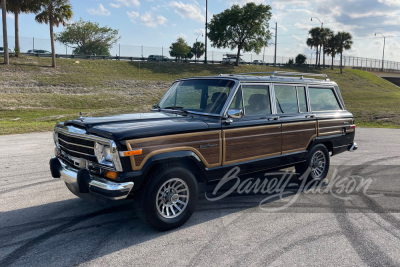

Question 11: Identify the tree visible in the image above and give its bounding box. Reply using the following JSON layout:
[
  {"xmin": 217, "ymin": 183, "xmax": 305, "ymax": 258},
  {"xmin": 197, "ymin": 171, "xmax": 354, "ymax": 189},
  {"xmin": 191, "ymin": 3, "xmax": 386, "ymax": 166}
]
[
  {"xmin": 207, "ymin": 2, "xmax": 272, "ymax": 66},
  {"xmin": 6, "ymin": 0, "xmax": 40, "ymax": 56},
  {"xmin": 1, "ymin": 0, "xmax": 9, "ymax": 64},
  {"xmin": 191, "ymin": 41, "xmax": 205, "ymax": 62},
  {"xmin": 320, "ymin": 27, "xmax": 333, "ymax": 68},
  {"xmin": 35, "ymin": 0, "xmax": 73, "ymax": 67},
  {"xmin": 295, "ymin": 54, "xmax": 307, "ymax": 67},
  {"xmin": 325, "ymin": 33, "xmax": 338, "ymax": 70},
  {"xmin": 169, "ymin": 38, "xmax": 191, "ymax": 61},
  {"xmin": 55, "ymin": 19, "xmax": 120, "ymax": 56},
  {"xmin": 307, "ymin": 27, "xmax": 322, "ymax": 67},
  {"xmin": 336, "ymin": 32, "xmax": 353, "ymax": 74}
]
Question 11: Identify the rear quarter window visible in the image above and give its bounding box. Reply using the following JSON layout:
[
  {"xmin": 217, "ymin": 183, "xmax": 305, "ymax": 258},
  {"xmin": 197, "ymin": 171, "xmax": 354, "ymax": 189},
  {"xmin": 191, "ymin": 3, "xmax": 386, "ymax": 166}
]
[{"xmin": 309, "ymin": 88, "xmax": 341, "ymax": 111}]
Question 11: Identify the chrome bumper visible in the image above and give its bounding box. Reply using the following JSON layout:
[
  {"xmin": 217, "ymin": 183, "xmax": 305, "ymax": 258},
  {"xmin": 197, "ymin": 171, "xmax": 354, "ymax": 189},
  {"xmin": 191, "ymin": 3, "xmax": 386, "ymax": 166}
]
[
  {"xmin": 348, "ymin": 142, "xmax": 358, "ymax": 152},
  {"xmin": 51, "ymin": 157, "xmax": 134, "ymax": 200}
]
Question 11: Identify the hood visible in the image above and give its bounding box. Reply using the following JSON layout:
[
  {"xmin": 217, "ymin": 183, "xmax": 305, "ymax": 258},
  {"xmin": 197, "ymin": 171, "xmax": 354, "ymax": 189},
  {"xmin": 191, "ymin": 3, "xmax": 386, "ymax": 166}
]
[{"xmin": 64, "ymin": 112, "xmax": 212, "ymax": 141}]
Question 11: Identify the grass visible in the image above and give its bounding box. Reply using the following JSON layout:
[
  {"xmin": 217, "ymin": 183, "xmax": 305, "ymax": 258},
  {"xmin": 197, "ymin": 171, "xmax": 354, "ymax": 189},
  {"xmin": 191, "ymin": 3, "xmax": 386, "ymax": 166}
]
[{"xmin": 1, "ymin": 55, "xmax": 400, "ymax": 135}]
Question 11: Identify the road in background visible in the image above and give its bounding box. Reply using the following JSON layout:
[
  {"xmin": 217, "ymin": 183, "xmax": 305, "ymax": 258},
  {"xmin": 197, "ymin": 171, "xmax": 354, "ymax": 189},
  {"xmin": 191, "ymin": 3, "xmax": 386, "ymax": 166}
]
[{"xmin": 1, "ymin": 128, "xmax": 400, "ymax": 266}]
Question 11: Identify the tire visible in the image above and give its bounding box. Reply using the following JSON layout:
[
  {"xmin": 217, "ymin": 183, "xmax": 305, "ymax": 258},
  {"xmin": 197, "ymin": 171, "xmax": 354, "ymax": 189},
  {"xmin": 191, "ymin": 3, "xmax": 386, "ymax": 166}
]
[
  {"xmin": 135, "ymin": 166, "xmax": 198, "ymax": 231},
  {"xmin": 296, "ymin": 144, "xmax": 330, "ymax": 181}
]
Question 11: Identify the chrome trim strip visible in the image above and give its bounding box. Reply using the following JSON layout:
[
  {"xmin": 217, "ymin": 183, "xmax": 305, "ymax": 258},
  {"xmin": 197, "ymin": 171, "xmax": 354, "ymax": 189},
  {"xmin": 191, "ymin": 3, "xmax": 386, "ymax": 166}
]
[
  {"xmin": 58, "ymin": 138, "xmax": 94, "ymax": 149},
  {"xmin": 59, "ymin": 144, "xmax": 94, "ymax": 157}
]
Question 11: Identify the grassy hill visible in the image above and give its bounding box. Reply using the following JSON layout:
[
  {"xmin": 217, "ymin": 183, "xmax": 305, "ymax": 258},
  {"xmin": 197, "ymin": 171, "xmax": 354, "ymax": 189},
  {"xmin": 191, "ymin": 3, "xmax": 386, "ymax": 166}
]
[{"xmin": 1, "ymin": 56, "xmax": 399, "ymax": 135}]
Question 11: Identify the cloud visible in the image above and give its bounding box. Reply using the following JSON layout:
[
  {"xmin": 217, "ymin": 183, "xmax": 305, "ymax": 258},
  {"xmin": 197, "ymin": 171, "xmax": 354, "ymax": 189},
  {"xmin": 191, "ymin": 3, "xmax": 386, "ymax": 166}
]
[
  {"xmin": 111, "ymin": 0, "xmax": 140, "ymax": 8},
  {"xmin": 6, "ymin": 13, "xmax": 15, "ymax": 20},
  {"xmin": 88, "ymin": 4, "xmax": 111, "ymax": 16},
  {"xmin": 230, "ymin": 0, "xmax": 267, "ymax": 5},
  {"xmin": 195, "ymin": 29, "xmax": 205, "ymax": 36},
  {"xmin": 176, "ymin": 33, "xmax": 187, "ymax": 39},
  {"xmin": 127, "ymin": 11, "xmax": 140, "ymax": 23},
  {"xmin": 140, "ymin": 12, "xmax": 167, "ymax": 28},
  {"xmin": 170, "ymin": 2, "xmax": 205, "ymax": 23}
]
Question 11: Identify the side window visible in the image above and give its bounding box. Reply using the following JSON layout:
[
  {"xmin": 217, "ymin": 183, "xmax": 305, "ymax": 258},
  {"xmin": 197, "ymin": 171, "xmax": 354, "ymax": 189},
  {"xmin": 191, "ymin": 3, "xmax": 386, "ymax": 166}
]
[
  {"xmin": 229, "ymin": 88, "xmax": 243, "ymax": 110},
  {"xmin": 297, "ymin": 87, "xmax": 307, "ymax": 113},
  {"xmin": 274, "ymin": 85, "xmax": 298, "ymax": 114},
  {"xmin": 242, "ymin": 84, "xmax": 271, "ymax": 116},
  {"xmin": 309, "ymin": 88, "xmax": 341, "ymax": 111}
]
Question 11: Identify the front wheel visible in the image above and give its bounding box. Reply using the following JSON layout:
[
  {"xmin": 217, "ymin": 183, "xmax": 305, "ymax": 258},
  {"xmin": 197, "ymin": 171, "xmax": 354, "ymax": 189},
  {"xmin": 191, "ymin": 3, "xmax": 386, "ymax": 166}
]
[
  {"xmin": 135, "ymin": 166, "xmax": 198, "ymax": 231},
  {"xmin": 296, "ymin": 144, "xmax": 330, "ymax": 181}
]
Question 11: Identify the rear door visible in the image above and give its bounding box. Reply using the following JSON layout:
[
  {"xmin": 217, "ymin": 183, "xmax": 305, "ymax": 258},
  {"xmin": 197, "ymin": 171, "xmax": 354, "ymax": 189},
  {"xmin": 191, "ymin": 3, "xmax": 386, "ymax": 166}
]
[{"xmin": 272, "ymin": 84, "xmax": 317, "ymax": 160}]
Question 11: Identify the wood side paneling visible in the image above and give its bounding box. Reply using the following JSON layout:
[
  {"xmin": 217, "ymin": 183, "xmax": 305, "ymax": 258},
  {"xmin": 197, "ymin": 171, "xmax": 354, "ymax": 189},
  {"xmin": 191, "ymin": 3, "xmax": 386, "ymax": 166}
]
[
  {"xmin": 282, "ymin": 121, "xmax": 317, "ymax": 153},
  {"xmin": 126, "ymin": 131, "xmax": 222, "ymax": 171},
  {"xmin": 318, "ymin": 118, "xmax": 354, "ymax": 136},
  {"xmin": 223, "ymin": 125, "xmax": 281, "ymax": 165}
]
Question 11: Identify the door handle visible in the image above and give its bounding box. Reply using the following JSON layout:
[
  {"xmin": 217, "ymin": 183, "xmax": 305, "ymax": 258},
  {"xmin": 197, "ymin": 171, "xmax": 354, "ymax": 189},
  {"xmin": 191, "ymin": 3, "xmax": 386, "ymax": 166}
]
[
  {"xmin": 305, "ymin": 115, "xmax": 315, "ymax": 119},
  {"xmin": 268, "ymin": 116, "xmax": 280, "ymax": 121}
]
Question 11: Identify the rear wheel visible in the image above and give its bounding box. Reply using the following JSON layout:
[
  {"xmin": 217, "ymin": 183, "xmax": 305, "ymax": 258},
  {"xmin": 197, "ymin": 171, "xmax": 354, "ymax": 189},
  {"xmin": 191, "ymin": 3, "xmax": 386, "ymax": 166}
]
[
  {"xmin": 296, "ymin": 144, "xmax": 330, "ymax": 181},
  {"xmin": 136, "ymin": 166, "xmax": 198, "ymax": 231}
]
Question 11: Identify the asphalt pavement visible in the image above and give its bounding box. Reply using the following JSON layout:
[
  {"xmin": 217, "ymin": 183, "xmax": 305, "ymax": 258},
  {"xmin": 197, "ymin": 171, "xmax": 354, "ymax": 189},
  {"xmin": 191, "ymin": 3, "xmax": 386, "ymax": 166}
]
[{"xmin": 0, "ymin": 128, "xmax": 400, "ymax": 267}]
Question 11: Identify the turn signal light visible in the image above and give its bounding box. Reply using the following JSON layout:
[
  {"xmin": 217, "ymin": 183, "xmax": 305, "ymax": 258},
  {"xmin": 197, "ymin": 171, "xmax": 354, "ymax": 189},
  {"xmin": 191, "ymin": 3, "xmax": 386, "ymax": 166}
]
[
  {"xmin": 124, "ymin": 149, "xmax": 142, "ymax": 157},
  {"xmin": 350, "ymin": 124, "xmax": 356, "ymax": 129},
  {"xmin": 106, "ymin": 171, "xmax": 118, "ymax": 180}
]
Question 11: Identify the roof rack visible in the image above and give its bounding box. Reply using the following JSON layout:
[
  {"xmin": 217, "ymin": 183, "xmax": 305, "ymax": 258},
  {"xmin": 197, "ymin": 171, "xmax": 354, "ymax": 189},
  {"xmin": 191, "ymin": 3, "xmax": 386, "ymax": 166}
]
[{"xmin": 219, "ymin": 71, "xmax": 330, "ymax": 81}]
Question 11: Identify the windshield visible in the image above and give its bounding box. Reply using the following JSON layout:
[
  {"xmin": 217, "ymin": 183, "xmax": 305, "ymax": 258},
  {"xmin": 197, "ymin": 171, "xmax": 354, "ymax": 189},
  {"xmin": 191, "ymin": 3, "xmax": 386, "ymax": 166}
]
[{"xmin": 158, "ymin": 79, "xmax": 235, "ymax": 114}]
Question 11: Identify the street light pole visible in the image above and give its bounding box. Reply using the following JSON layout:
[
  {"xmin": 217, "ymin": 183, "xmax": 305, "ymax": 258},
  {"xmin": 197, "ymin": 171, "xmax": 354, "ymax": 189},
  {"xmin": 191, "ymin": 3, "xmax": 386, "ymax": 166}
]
[
  {"xmin": 375, "ymin": 32, "xmax": 386, "ymax": 71},
  {"xmin": 195, "ymin": 34, "xmax": 203, "ymax": 63},
  {"xmin": 204, "ymin": 0, "xmax": 208, "ymax": 64},
  {"xmin": 311, "ymin": 17, "xmax": 323, "ymax": 67}
]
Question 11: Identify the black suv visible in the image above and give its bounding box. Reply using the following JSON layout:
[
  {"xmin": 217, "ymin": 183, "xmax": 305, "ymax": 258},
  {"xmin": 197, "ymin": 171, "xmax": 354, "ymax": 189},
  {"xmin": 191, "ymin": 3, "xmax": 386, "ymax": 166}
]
[{"xmin": 50, "ymin": 71, "xmax": 357, "ymax": 230}]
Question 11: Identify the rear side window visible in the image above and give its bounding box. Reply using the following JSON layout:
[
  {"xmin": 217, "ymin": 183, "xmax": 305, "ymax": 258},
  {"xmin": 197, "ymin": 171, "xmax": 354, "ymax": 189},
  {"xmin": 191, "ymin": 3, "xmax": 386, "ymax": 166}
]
[
  {"xmin": 274, "ymin": 85, "xmax": 298, "ymax": 114},
  {"xmin": 309, "ymin": 88, "xmax": 341, "ymax": 111}
]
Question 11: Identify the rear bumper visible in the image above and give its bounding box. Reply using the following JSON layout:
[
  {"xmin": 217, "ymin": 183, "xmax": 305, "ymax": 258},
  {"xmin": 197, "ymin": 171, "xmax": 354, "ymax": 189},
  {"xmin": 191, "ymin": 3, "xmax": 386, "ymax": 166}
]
[
  {"xmin": 348, "ymin": 142, "xmax": 358, "ymax": 152},
  {"xmin": 50, "ymin": 157, "xmax": 134, "ymax": 200}
]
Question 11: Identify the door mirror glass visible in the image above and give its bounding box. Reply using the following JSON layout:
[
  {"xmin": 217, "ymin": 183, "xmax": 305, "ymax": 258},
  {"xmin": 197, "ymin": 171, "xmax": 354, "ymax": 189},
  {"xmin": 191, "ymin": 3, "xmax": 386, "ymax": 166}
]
[{"xmin": 227, "ymin": 109, "xmax": 243, "ymax": 119}]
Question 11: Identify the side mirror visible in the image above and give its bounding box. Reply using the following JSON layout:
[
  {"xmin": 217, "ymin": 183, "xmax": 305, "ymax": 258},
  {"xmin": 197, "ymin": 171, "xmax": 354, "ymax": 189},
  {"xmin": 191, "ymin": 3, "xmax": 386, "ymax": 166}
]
[{"xmin": 227, "ymin": 109, "xmax": 243, "ymax": 119}]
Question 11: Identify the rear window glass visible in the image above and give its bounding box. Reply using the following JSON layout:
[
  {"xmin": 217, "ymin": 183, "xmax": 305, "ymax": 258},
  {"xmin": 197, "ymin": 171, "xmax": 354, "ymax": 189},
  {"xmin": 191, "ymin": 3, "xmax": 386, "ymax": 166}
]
[{"xmin": 309, "ymin": 88, "xmax": 341, "ymax": 111}]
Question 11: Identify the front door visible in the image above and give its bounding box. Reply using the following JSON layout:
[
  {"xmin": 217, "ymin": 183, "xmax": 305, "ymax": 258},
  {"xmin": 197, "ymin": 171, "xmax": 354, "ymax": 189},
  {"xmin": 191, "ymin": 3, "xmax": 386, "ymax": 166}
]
[{"xmin": 222, "ymin": 83, "xmax": 282, "ymax": 174}]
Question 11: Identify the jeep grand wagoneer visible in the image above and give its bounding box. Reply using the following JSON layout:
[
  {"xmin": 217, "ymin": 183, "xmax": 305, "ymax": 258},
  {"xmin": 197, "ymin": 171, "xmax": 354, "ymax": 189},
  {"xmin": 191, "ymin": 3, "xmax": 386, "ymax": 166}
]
[{"xmin": 50, "ymin": 71, "xmax": 357, "ymax": 230}]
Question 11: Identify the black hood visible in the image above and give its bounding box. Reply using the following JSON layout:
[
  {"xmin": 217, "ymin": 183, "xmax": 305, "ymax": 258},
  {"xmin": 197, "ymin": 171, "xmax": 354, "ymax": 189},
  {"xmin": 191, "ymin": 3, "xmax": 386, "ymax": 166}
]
[{"xmin": 64, "ymin": 112, "xmax": 215, "ymax": 141}]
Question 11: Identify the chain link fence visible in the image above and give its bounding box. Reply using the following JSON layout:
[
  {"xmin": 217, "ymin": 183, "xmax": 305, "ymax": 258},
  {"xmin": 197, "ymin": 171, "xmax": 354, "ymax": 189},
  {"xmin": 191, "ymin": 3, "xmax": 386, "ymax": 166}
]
[{"xmin": 2, "ymin": 35, "xmax": 399, "ymax": 72}]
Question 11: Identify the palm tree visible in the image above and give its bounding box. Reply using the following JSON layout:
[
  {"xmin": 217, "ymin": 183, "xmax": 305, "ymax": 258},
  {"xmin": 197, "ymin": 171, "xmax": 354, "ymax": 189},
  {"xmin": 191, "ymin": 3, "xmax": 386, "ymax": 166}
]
[
  {"xmin": 320, "ymin": 27, "xmax": 333, "ymax": 68},
  {"xmin": 336, "ymin": 32, "xmax": 353, "ymax": 74},
  {"xmin": 7, "ymin": 0, "xmax": 41, "ymax": 56},
  {"xmin": 35, "ymin": 0, "xmax": 73, "ymax": 67},
  {"xmin": 325, "ymin": 33, "xmax": 338, "ymax": 70},
  {"xmin": 1, "ymin": 0, "xmax": 9, "ymax": 64},
  {"xmin": 307, "ymin": 27, "xmax": 322, "ymax": 68}
]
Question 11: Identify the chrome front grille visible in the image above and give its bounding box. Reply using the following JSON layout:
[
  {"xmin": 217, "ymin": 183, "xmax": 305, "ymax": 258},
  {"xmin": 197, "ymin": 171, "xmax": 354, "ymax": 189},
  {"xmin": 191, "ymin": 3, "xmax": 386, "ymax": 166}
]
[
  {"xmin": 54, "ymin": 125, "xmax": 123, "ymax": 172},
  {"xmin": 58, "ymin": 133, "xmax": 97, "ymax": 162}
]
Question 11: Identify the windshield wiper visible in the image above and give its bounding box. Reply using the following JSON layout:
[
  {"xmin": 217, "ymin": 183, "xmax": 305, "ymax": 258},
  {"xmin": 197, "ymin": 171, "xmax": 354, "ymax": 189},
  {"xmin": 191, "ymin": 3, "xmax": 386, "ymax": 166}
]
[
  {"xmin": 163, "ymin": 106, "xmax": 185, "ymax": 110},
  {"xmin": 162, "ymin": 106, "xmax": 189, "ymax": 115}
]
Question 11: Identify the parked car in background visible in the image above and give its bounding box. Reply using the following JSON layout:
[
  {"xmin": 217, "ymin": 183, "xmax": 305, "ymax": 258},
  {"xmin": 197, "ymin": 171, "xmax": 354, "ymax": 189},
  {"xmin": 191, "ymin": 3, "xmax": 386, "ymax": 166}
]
[
  {"xmin": 27, "ymin": 49, "xmax": 51, "ymax": 54},
  {"xmin": 0, "ymin": 47, "xmax": 13, "ymax": 54},
  {"xmin": 49, "ymin": 71, "xmax": 357, "ymax": 231},
  {"xmin": 253, "ymin": 60, "xmax": 265, "ymax": 65},
  {"xmin": 147, "ymin": 55, "xmax": 169, "ymax": 61},
  {"xmin": 222, "ymin": 53, "xmax": 245, "ymax": 64}
]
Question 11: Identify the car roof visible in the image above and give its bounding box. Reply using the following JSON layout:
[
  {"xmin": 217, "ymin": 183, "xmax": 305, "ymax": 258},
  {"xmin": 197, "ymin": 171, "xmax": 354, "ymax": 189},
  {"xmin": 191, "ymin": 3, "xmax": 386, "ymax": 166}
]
[{"xmin": 177, "ymin": 71, "xmax": 338, "ymax": 86}]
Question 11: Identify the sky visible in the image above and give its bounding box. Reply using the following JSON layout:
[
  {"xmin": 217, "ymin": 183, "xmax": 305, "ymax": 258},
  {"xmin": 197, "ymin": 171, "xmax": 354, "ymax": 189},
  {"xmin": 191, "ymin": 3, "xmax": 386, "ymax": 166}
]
[{"xmin": 2, "ymin": 0, "xmax": 400, "ymax": 63}]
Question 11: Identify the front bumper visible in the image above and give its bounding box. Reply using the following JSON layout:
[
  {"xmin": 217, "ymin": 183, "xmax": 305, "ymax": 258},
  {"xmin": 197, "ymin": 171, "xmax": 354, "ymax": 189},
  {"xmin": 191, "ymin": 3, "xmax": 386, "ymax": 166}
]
[{"xmin": 50, "ymin": 157, "xmax": 134, "ymax": 200}]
